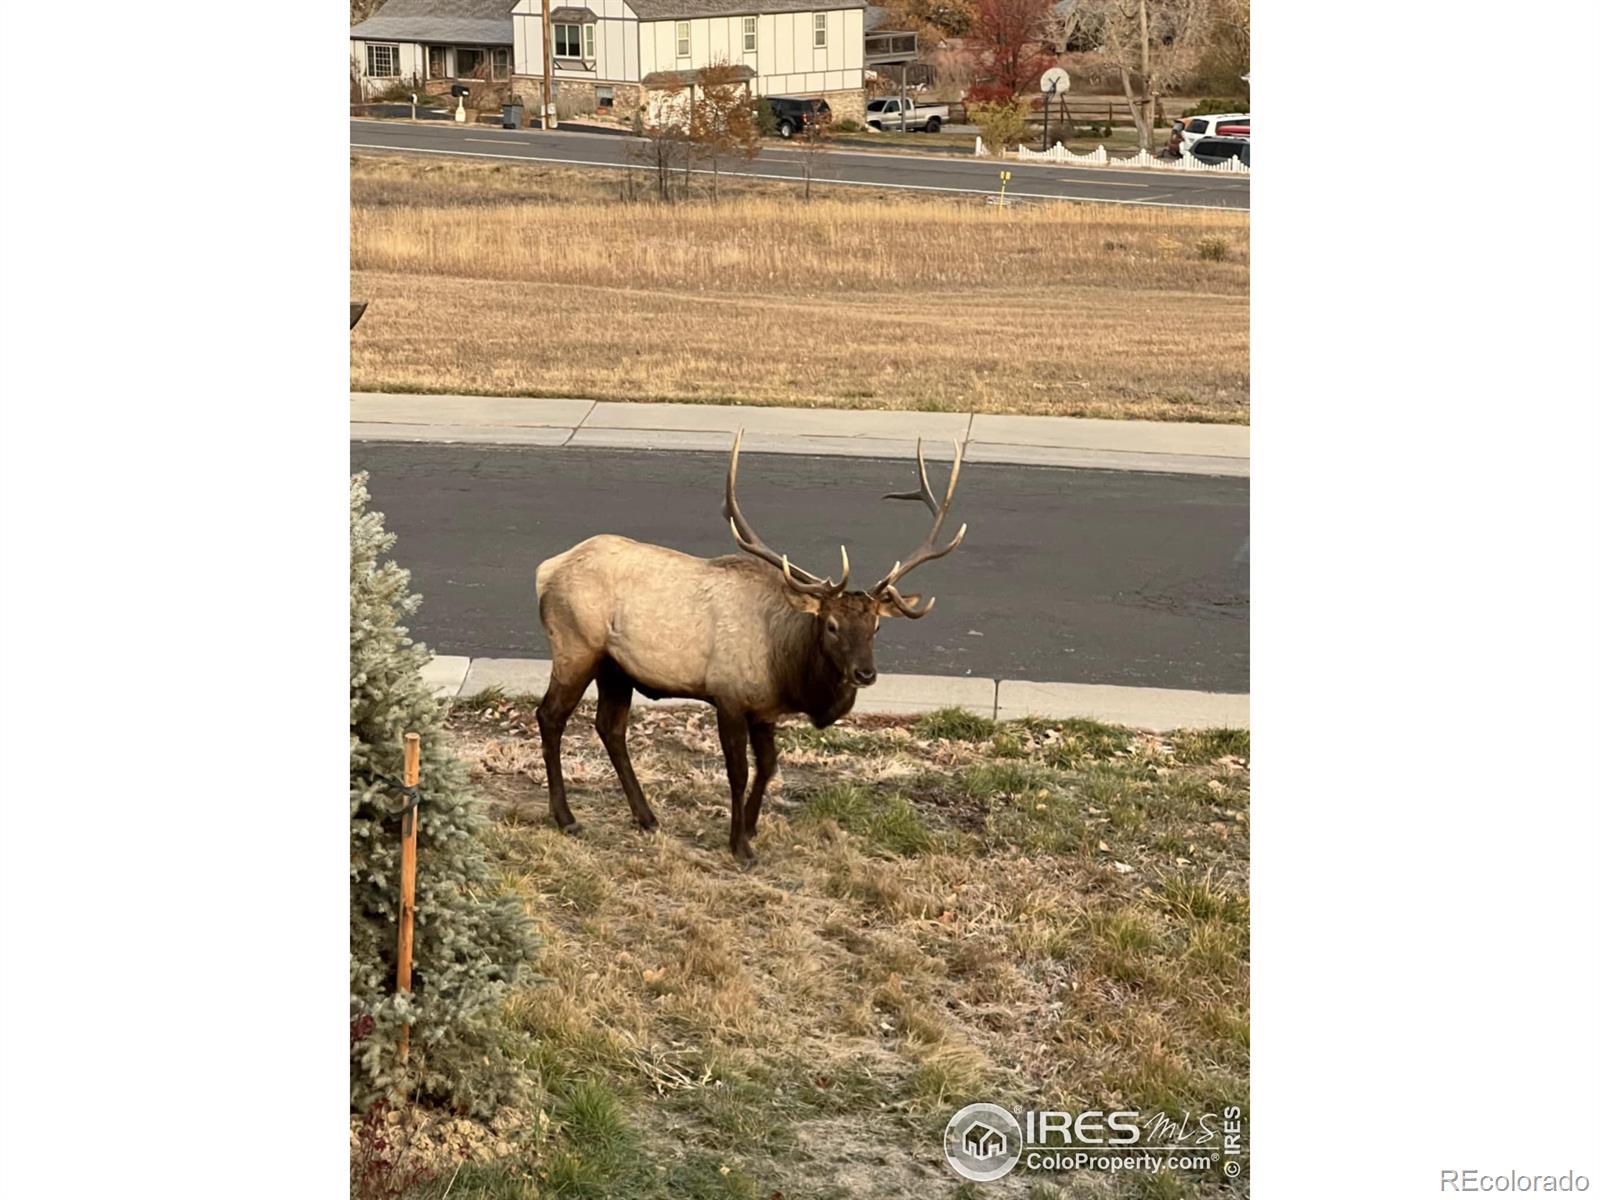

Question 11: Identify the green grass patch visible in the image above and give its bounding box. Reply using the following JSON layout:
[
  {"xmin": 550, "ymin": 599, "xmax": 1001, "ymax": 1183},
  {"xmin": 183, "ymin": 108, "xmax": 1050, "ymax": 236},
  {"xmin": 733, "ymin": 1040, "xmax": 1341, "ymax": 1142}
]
[
  {"xmin": 1088, "ymin": 909, "xmax": 1170, "ymax": 988},
  {"xmin": 914, "ymin": 707, "xmax": 998, "ymax": 741},
  {"xmin": 658, "ymin": 1154, "xmax": 763, "ymax": 1200},
  {"xmin": 798, "ymin": 784, "xmax": 941, "ymax": 856},
  {"xmin": 959, "ymin": 760, "xmax": 1060, "ymax": 800},
  {"xmin": 1156, "ymin": 871, "xmax": 1246, "ymax": 926},
  {"xmin": 779, "ymin": 724, "xmax": 895, "ymax": 755},
  {"xmin": 1041, "ymin": 717, "xmax": 1134, "ymax": 766},
  {"xmin": 1170, "ymin": 728, "xmax": 1249, "ymax": 763},
  {"xmin": 541, "ymin": 1078, "xmax": 652, "ymax": 1198}
]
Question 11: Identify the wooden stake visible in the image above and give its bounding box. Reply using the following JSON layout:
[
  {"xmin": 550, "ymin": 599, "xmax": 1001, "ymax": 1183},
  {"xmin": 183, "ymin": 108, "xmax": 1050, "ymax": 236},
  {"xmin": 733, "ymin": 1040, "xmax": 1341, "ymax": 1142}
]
[{"xmin": 397, "ymin": 732, "xmax": 421, "ymax": 1064}]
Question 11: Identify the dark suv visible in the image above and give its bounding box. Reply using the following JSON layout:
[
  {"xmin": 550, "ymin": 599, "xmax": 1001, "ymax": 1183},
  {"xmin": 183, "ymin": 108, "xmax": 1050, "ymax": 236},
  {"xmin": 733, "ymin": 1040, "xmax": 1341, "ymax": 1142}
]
[
  {"xmin": 766, "ymin": 96, "xmax": 832, "ymax": 138},
  {"xmin": 1189, "ymin": 136, "xmax": 1250, "ymax": 167}
]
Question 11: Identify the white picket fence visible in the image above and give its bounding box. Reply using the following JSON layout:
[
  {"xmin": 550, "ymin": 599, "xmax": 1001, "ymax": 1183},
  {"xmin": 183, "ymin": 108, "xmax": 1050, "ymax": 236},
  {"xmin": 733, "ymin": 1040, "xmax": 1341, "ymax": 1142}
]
[
  {"xmin": 1015, "ymin": 143, "xmax": 1110, "ymax": 166},
  {"xmin": 977, "ymin": 136, "xmax": 1249, "ymax": 175}
]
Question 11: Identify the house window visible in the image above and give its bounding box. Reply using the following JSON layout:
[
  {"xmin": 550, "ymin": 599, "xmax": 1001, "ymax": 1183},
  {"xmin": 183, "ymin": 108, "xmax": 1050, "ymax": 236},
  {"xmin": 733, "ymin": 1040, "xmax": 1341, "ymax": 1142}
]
[
  {"xmin": 742, "ymin": 16, "xmax": 756, "ymax": 52},
  {"xmin": 554, "ymin": 24, "xmax": 593, "ymax": 59},
  {"xmin": 676, "ymin": 21, "xmax": 690, "ymax": 57},
  {"xmin": 456, "ymin": 46, "xmax": 487, "ymax": 77},
  {"xmin": 492, "ymin": 47, "xmax": 510, "ymax": 79},
  {"xmin": 366, "ymin": 44, "xmax": 400, "ymax": 78},
  {"xmin": 597, "ymin": 85, "xmax": 614, "ymax": 110},
  {"xmin": 426, "ymin": 46, "xmax": 447, "ymax": 78},
  {"xmin": 813, "ymin": 13, "xmax": 827, "ymax": 48}
]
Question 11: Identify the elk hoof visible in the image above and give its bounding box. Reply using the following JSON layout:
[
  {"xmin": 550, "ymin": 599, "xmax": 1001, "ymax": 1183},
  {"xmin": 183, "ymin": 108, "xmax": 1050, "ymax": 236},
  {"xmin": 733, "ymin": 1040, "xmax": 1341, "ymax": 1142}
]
[
  {"xmin": 554, "ymin": 816, "xmax": 581, "ymax": 835},
  {"xmin": 636, "ymin": 814, "xmax": 660, "ymax": 833},
  {"xmin": 731, "ymin": 839, "xmax": 757, "ymax": 865}
]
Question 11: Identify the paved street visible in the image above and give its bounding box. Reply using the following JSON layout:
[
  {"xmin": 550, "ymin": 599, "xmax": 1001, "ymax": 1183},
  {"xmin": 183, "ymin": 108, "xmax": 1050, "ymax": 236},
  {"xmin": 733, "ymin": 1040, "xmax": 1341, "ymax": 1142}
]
[
  {"xmin": 351, "ymin": 118, "xmax": 1251, "ymax": 210},
  {"xmin": 352, "ymin": 442, "xmax": 1249, "ymax": 692}
]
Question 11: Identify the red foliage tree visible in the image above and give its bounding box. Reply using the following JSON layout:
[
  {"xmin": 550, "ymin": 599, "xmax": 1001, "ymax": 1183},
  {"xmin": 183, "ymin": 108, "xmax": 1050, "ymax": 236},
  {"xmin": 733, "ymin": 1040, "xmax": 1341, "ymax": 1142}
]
[{"xmin": 966, "ymin": 0, "xmax": 1058, "ymax": 99}]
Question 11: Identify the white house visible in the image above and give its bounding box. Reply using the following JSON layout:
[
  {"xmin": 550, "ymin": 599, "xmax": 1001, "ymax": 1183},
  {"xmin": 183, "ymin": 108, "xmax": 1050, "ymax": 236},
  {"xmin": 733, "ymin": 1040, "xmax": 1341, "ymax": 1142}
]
[
  {"xmin": 351, "ymin": 0, "xmax": 866, "ymax": 118},
  {"xmin": 510, "ymin": 0, "xmax": 866, "ymax": 120},
  {"xmin": 350, "ymin": 0, "xmax": 517, "ymax": 100}
]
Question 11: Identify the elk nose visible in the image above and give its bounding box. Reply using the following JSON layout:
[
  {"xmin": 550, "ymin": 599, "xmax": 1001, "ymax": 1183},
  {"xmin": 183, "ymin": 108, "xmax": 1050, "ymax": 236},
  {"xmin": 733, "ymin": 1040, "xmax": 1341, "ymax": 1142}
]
[{"xmin": 853, "ymin": 667, "xmax": 877, "ymax": 687}]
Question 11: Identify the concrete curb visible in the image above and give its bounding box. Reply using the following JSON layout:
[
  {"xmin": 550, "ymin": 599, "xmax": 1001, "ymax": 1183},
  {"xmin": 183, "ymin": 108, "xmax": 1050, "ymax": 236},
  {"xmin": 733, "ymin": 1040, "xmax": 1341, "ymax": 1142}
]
[
  {"xmin": 427, "ymin": 654, "xmax": 1247, "ymax": 730},
  {"xmin": 351, "ymin": 395, "xmax": 1250, "ymax": 477}
]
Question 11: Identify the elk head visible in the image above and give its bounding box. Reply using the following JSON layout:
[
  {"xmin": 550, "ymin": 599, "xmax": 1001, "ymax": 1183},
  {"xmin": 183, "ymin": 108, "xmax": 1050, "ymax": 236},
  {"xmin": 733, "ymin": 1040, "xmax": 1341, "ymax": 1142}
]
[{"xmin": 723, "ymin": 430, "xmax": 968, "ymax": 687}]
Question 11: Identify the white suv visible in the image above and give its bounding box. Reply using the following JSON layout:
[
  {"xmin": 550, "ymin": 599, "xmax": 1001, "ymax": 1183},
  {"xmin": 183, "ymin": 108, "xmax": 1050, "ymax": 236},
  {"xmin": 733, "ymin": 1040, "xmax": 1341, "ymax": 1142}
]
[{"xmin": 1180, "ymin": 113, "xmax": 1249, "ymax": 150}]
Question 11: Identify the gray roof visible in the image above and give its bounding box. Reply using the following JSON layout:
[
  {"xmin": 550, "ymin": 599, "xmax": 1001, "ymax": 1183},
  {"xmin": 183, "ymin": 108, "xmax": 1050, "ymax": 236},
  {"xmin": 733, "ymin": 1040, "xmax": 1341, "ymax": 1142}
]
[
  {"xmin": 630, "ymin": 0, "xmax": 864, "ymax": 16},
  {"xmin": 350, "ymin": 0, "xmax": 515, "ymax": 44},
  {"xmin": 641, "ymin": 64, "xmax": 756, "ymax": 84}
]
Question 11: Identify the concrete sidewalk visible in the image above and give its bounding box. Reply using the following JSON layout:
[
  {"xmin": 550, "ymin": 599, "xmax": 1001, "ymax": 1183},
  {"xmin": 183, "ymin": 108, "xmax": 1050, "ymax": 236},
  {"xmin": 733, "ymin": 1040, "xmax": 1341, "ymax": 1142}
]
[
  {"xmin": 421, "ymin": 654, "xmax": 1249, "ymax": 730},
  {"xmin": 351, "ymin": 394, "xmax": 1250, "ymax": 477}
]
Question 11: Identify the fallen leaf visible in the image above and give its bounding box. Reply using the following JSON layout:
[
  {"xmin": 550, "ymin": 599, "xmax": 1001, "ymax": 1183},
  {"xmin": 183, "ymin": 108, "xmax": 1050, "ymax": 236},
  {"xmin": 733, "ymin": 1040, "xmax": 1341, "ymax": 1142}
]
[{"xmin": 1112, "ymin": 861, "xmax": 1133, "ymax": 874}]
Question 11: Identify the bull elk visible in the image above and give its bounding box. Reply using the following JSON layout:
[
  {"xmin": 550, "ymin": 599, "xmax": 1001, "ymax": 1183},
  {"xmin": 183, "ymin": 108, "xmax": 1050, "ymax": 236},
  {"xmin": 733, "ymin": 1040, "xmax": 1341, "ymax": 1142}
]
[{"xmin": 533, "ymin": 432, "xmax": 967, "ymax": 861}]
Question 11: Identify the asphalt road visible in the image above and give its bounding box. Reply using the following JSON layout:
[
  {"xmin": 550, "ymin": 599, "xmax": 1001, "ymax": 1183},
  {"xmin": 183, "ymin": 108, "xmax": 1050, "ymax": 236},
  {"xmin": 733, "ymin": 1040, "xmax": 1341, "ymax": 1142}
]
[
  {"xmin": 352, "ymin": 442, "xmax": 1249, "ymax": 692},
  {"xmin": 350, "ymin": 118, "xmax": 1250, "ymax": 210}
]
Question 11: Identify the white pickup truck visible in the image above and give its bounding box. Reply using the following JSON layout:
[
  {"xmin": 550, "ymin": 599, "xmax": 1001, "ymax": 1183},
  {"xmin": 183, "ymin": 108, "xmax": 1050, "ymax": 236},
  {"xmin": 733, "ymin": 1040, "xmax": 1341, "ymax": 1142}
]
[{"xmin": 864, "ymin": 96, "xmax": 949, "ymax": 133}]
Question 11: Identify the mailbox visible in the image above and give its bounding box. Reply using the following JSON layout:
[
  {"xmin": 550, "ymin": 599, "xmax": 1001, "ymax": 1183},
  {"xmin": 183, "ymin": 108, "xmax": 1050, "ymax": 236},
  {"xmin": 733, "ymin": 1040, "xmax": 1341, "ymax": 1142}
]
[{"xmin": 450, "ymin": 84, "xmax": 471, "ymax": 98}]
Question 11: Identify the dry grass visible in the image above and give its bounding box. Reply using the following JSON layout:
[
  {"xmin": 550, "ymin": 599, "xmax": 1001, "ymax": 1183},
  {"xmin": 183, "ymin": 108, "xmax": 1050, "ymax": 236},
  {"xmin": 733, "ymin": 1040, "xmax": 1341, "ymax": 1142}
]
[
  {"xmin": 399, "ymin": 696, "xmax": 1249, "ymax": 1199},
  {"xmin": 350, "ymin": 154, "xmax": 1249, "ymax": 421}
]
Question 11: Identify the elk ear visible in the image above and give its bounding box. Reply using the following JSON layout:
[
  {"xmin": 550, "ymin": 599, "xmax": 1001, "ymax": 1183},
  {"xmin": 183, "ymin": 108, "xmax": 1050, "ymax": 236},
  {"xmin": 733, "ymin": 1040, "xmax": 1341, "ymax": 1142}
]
[
  {"xmin": 876, "ymin": 593, "xmax": 922, "ymax": 617},
  {"xmin": 781, "ymin": 589, "xmax": 825, "ymax": 615}
]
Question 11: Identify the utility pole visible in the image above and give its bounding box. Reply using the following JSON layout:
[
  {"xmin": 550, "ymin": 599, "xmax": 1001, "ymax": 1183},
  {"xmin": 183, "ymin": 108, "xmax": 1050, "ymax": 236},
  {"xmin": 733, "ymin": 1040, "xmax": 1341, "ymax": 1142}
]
[
  {"xmin": 899, "ymin": 63, "xmax": 907, "ymax": 133},
  {"xmin": 542, "ymin": 0, "xmax": 557, "ymax": 129}
]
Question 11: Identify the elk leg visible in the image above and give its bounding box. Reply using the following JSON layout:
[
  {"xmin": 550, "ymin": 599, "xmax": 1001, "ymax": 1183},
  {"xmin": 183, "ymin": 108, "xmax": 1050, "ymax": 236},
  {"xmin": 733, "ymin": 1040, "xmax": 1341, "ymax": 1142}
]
[
  {"xmin": 537, "ymin": 670, "xmax": 592, "ymax": 832},
  {"xmin": 715, "ymin": 706, "xmax": 754, "ymax": 862},
  {"xmin": 595, "ymin": 661, "xmax": 658, "ymax": 832},
  {"xmin": 743, "ymin": 719, "xmax": 777, "ymax": 836}
]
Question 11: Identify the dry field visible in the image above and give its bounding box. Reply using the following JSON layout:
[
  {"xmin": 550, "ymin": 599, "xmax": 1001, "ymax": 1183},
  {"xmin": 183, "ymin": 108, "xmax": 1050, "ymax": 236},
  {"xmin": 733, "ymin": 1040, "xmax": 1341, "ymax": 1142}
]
[
  {"xmin": 350, "ymin": 154, "xmax": 1249, "ymax": 422},
  {"xmin": 371, "ymin": 696, "xmax": 1249, "ymax": 1200}
]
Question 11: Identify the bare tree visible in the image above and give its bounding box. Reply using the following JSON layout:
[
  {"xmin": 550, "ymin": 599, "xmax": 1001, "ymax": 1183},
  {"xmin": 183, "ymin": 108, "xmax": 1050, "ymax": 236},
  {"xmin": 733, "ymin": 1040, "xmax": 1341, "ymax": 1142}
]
[
  {"xmin": 631, "ymin": 75, "xmax": 692, "ymax": 201},
  {"xmin": 688, "ymin": 60, "xmax": 762, "ymax": 200},
  {"xmin": 1193, "ymin": 0, "xmax": 1249, "ymax": 98},
  {"xmin": 1060, "ymin": 0, "xmax": 1211, "ymax": 149},
  {"xmin": 792, "ymin": 108, "xmax": 835, "ymax": 200}
]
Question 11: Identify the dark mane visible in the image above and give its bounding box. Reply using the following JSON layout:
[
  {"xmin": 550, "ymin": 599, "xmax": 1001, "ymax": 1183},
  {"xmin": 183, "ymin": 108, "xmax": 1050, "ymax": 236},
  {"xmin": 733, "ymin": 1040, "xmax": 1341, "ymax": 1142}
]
[{"xmin": 766, "ymin": 591, "xmax": 857, "ymax": 727}]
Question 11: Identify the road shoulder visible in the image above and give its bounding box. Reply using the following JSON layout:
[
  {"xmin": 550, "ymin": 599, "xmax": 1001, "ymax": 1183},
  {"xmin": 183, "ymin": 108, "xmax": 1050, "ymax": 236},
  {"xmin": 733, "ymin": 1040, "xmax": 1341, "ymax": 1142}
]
[
  {"xmin": 351, "ymin": 393, "xmax": 1249, "ymax": 477},
  {"xmin": 426, "ymin": 653, "xmax": 1247, "ymax": 730}
]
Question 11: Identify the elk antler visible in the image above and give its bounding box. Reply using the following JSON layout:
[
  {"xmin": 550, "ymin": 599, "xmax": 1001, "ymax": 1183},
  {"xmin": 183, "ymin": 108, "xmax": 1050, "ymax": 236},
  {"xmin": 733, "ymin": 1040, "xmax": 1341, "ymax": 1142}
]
[
  {"xmin": 870, "ymin": 438, "xmax": 967, "ymax": 617},
  {"xmin": 724, "ymin": 429, "xmax": 849, "ymax": 598}
]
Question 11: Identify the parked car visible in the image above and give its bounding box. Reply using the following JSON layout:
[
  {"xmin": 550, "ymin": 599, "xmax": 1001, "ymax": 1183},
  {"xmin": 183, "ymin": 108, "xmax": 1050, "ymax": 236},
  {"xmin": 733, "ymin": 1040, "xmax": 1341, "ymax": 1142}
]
[
  {"xmin": 766, "ymin": 96, "xmax": 832, "ymax": 138},
  {"xmin": 1187, "ymin": 136, "xmax": 1250, "ymax": 167},
  {"xmin": 863, "ymin": 97, "xmax": 949, "ymax": 133},
  {"xmin": 1181, "ymin": 113, "xmax": 1249, "ymax": 150}
]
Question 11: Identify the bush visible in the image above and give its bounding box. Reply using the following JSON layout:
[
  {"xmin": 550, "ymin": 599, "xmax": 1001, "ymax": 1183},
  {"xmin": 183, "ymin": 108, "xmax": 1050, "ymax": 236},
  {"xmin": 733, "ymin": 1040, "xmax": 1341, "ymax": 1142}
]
[
  {"xmin": 834, "ymin": 117, "xmax": 863, "ymax": 133},
  {"xmin": 751, "ymin": 98, "xmax": 778, "ymax": 137},
  {"xmin": 1197, "ymin": 236, "xmax": 1229, "ymax": 261},
  {"xmin": 1182, "ymin": 97, "xmax": 1248, "ymax": 118},
  {"xmin": 970, "ymin": 98, "xmax": 1028, "ymax": 153},
  {"xmin": 350, "ymin": 474, "xmax": 538, "ymax": 1116}
]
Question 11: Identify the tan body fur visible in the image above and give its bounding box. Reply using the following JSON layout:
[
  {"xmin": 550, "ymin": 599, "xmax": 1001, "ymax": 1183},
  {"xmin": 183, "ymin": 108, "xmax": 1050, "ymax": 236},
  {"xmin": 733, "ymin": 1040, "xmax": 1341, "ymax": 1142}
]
[{"xmin": 536, "ymin": 535, "xmax": 832, "ymax": 725}]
